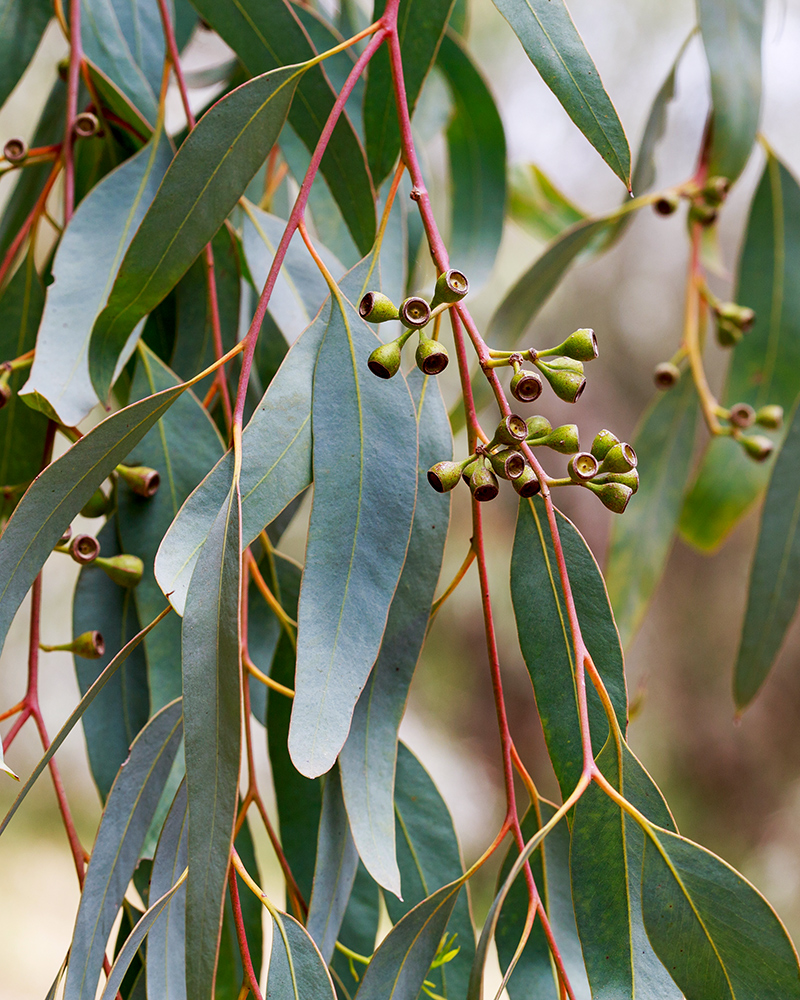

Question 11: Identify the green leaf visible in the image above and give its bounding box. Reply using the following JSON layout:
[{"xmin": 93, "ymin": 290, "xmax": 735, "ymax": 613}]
[
  {"xmin": 73, "ymin": 519, "xmax": 150, "ymax": 801},
  {"xmin": 0, "ymin": 0, "xmax": 51, "ymax": 113},
  {"xmin": 85, "ymin": 58, "xmax": 154, "ymax": 147},
  {"xmin": 605, "ymin": 378, "xmax": 699, "ymax": 646},
  {"xmin": 510, "ymin": 497, "xmax": 626, "ymax": 799},
  {"xmin": 681, "ymin": 154, "xmax": 800, "ymax": 550},
  {"xmin": 307, "ymin": 764, "xmax": 359, "ymax": 963},
  {"xmin": 437, "ymin": 30, "xmax": 506, "ymax": 290},
  {"xmin": 697, "ymin": 0, "xmax": 764, "ymax": 184},
  {"xmin": 267, "ymin": 911, "xmax": 336, "ymax": 1000},
  {"xmin": 489, "ymin": 0, "xmax": 630, "ymax": 187},
  {"xmin": 118, "ymin": 345, "xmax": 224, "ymax": 709},
  {"xmin": 288, "ymin": 291, "xmax": 418, "ymax": 778},
  {"xmin": 508, "ymin": 163, "xmax": 587, "ymax": 244},
  {"xmin": 188, "ymin": 0, "xmax": 376, "ymax": 255},
  {"xmin": 0, "ymin": 380, "xmax": 190, "ymax": 660},
  {"xmin": 146, "ymin": 779, "xmax": 189, "ymax": 1000},
  {"xmin": 21, "ymin": 131, "xmax": 173, "ymax": 426},
  {"xmin": 339, "ymin": 371, "xmax": 451, "ymax": 894},
  {"xmin": 385, "ymin": 744, "xmax": 475, "ymax": 998},
  {"xmin": 364, "ymin": 0, "xmax": 455, "ymax": 186},
  {"xmin": 63, "ymin": 699, "xmax": 183, "ymax": 1000},
  {"xmin": 641, "ymin": 826, "xmax": 800, "ymax": 1000},
  {"xmin": 0, "ymin": 251, "xmax": 48, "ymax": 503},
  {"xmin": 735, "ymin": 402, "xmax": 800, "ymax": 707},
  {"xmin": 182, "ymin": 475, "xmax": 242, "ymax": 1000},
  {"xmin": 90, "ymin": 65, "xmax": 304, "ymax": 400}
]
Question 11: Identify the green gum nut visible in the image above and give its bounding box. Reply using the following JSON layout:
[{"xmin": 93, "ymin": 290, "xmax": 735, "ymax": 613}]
[
  {"xmin": 654, "ymin": 362, "xmax": 680, "ymax": 390},
  {"xmin": 367, "ymin": 339, "xmax": 404, "ymax": 379},
  {"xmin": 80, "ymin": 487, "xmax": 110, "ymax": 519},
  {"xmin": 399, "ymin": 296, "xmax": 432, "ymax": 329},
  {"xmin": 461, "ymin": 458, "xmax": 480, "ymax": 484},
  {"xmin": 510, "ymin": 368, "xmax": 543, "ymax": 403},
  {"xmin": 95, "ymin": 553, "xmax": 144, "ymax": 587},
  {"xmin": 728, "ymin": 403, "xmax": 756, "ymax": 429},
  {"xmin": 416, "ymin": 334, "xmax": 449, "ymax": 375},
  {"xmin": 717, "ymin": 302, "xmax": 755, "ymax": 333},
  {"xmin": 492, "ymin": 414, "xmax": 528, "ymax": 446},
  {"xmin": 525, "ymin": 415, "xmax": 552, "ymax": 442},
  {"xmin": 598, "ymin": 441, "xmax": 637, "ymax": 475},
  {"xmin": 469, "ymin": 463, "xmax": 499, "ymax": 502},
  {"xmin": 512, "ymin": 464, "xmax": 541, "ymax": 498},
  {"xmin": 48, "ymin": 631, "xmax": 106, "ymax": 659},
  {"xmin": 756, "ymin": 405, "xmax": 784, "ymax": 430},
  {"xmin": 590, "ymin": 429, "xmax": 619, "ymax": 461},
  {"xmin": 715, "ymin": 317, "xmax": 742, "ymax": 348},
  {"xmin": 702, "ymin": 175, "xmax": 730, "ymax": 206},
  {"xmin": 550, "ymin": 328, "xmax": 598, "ymax": 362},
  {"xmin": 654, "ymin": 192, "xmax": 680, "ymax": 216},
  {"xmin": 70, "ymin": 533, "xmax": 100, "ymax": 564},
  {"xmin": 117, "ymin": 463, "xmax": 160, "ymax": 498},
  {"xmin": 489, "ymin": 448, "xmax": 526, "ymax": 480},
  {"xmin": 594, "ymin": 468, "xmax": 639, "ymax": 494},
  {"xmin": 584, "ymin": 480, "xmax": 633, "ymax": 514},
  {"xmin": 427, "ymin": 460, "xmax": 465, "ymax": 493},
  {"xmin": 739, "ymin": 434, "xmax": 775, "ymax": 462},
  {"xmin": 568, "ymin": 452, "xmax": 599, "ymax": 482},
  {"xmin": 430, "ymin": 269, "xmax": 469, "ymax": 308},
  {"xmin": 536, "ymin": 357, "xmax": 586, "ymax": 403},
  {"xmin": 359, "ymin": 291, "xmax": 400, "ymax": 323},
  {"xmin": 541, "ymin": 424, "xmax": 580, "ymax": 455}
]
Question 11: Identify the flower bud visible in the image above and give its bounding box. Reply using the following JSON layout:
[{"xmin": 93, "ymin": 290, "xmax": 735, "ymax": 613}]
[
  {"xmin": 41, "ymin": 631, "xmax": 105, "ymax": 659},
  {"xmin": 510, "ymin": 368, "xmax": 543, "ymax": 403},
  {"xmin": 70, "ymin": 533, "xmax": 100, "ymax": 564},
  {"xmin": 491, "ymin": 414, "xmax": 528, "ymax": 446},
  {"xmin": 415, "ymin": 334, "xmax": 449, "ymax": 375},
  {"xmin": 540, "ymin": 424, "xmax": 580, "ymax": 455},
  {"xmin": 73, "ymin": 112, "xmax": 100, "ymax": 138},
  {"xmin": 654, "ymin": 193, "xmax": 680, "ymax": 216},
  {"xmin": 367, "ymin": 340, "xmax": 403, "ymax": 379},
  {"xmin": 359, "ymin": 291, "xmax": 400, "ymax": 324},
  {"xmin": 728, "ymin": 403, "xmax": 756, "ymax": 429},
  {"xmin": 584, "ymin": 480, "xmax": 633, "ymax": 514},
  {"xmin": 94, "ymin": 553, "xmax": 144, "ymax": 587},
  {"xmin": 399, "ymin": 296, "xmax": 431, "ymax": 329},
  {"xmin": 593, "ymin": 469, "xmax": 639, "ymax": 494},
  {"xmin": 755, "ymin": 404, "xmax": 784, "ymax": 430},
  {"xmin": 468, "ymin": 464, "xmax": 499, "ymax": 502},
  {"xmin": 512, "ymin": 464, "xmax": 541, "ymax": 498},
  {"xmin": 597, "ymin": 441, "xmax": 637, "ymax": 475},
  {"xmin": 117, "ymin": 463, "xmax": 160, "ymax": 498},
  {"xmin": 739, "ymin": 434, "xmax": 775, "ymax": 462},
  {"xmin": 543, "ymin": 329, "xmax": 598, "ymax": 362},
  {"xmin": 525, "ymin": 415, "xmax": 552, "ymax": 442},
  {"xmin": 654, "ymin": 362, "xmax": 680, "ymax": 389},
  {"xmin": 535, "ymin": 357, "xmax": 586, "ymax": 403},
  {"xmin": 430, "ymin": 269, "xmax": 469, "ymax": 308},
  {"xmin": 568, "ymin": 452, "xmax": 599, "ymax": 482},
  {"xmin": 590, "ymin": 429, "xmax": 619, "ymax": 461},
  {"xmin": 427, "ymin": 461, "xmax": 466, "ymax": 493},
  {"xmin": 489, "ymin": 448, "xmax": 526, "ymax": 480},
  {"xmin": 80, "ymin": 487, "xmax": 110, "ymax": 519},
  {"xmin": 3, "ymin": 137, "xmax": 27, "ymax": 164}
]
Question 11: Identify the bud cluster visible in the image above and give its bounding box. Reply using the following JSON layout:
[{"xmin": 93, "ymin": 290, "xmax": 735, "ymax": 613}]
[
  {"xmin": 491, "ymin": 328, "xmax": 598, "ymax": 404},
  {"xmin": 561, "ymin": 430, "xmax": 640, "ymax": 513}
]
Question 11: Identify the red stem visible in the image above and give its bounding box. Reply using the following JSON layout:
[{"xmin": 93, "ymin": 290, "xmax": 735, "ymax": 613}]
[
  {"xmin": 0, "ymin": 163, "xmax": 60, "ymax": 288},
  {"xmin": 63, "ymin": 0, "xmax": 83, "ymax": 223},
  {"xmin": 228, "ymin": 865, "xmax": 265, "ymax": 1000}
]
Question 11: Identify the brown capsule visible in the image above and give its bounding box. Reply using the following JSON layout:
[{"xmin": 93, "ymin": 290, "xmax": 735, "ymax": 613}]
[
  {"xmin": 70, "ymin": 533, "xmax": 100, "ymax": 564},
  {"xmin": 73, "ymin": 112, "xmax": 100, "ymax": 138},
  {"xmin": 728, "ymin": 403, "xmax": 756, "ymax": 429},
  {"xmin": 654, "ymin": 362, "xmax": 680, "ymax": 390},
  {"xmin": 3, "ymin": 137, "xmax": 27, "ymax": 164}
]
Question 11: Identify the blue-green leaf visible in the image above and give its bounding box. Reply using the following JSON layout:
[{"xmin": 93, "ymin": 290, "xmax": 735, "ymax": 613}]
[{"xmin": 267, "ymin": 911, "xmax": 336, "ymax": 999}]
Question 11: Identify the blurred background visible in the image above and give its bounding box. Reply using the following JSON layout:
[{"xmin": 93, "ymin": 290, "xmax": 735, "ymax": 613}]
[{"xmin": 4, "ymin": 0, "xmax": 800, "ymax": 996}]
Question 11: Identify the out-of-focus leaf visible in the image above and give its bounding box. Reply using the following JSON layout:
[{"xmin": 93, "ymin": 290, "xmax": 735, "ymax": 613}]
[
  {"xmin": 384, "ymin": 744, "xmax": 475, "ymax": 997},
  {"xmin": 438, "ymin": 30, "xmax": 506, "ymax": 289},
  {"xmin": 182, "ymin": 475, "xmax": 242, "ymax": 1000},
  {"xmin": 339, "ymin": 371, "xmax": 451, "ymax": 894},
  {"xmin": 73, "ymin": 519, "xmax": 150, "ymax": 801},
  {"xmin": 697, "ymin": 0, "xmax": 764, "ymax": 184},
  {"xmin": 0, "ymin": 252, "xmax": 48, "ymax": 501},
  {"xmin": 0, "ymin": 0, "xmax": 51, "ymax": 113},
  {"xmin": 288, "ymin": 292, "xmax": 418, "ymax": 779},
  {"xmin": 330, "ymin": 863, "xmax": 380, "ymax": 998},
  {"xmin": 681, "ymin": 154, "xmax": 800, "ymax": 550},
  {"xmin": 735, "ymin": 403, "xmax": 800, "ymax": 707},
  {"xmin": 641, "ymin": 825, "xmax": 800, "ymax": 999},
  {"xmin": 21, "ymin": 131, "xmax": 173, "ymax": 426},
  {"xmin": 90, "ymin": 65, "xmax": 304, "ymax": 400},
  {"xmin": 307, "ymin": 765, "xmax": 359, "ymax": 963},
  {"xmin": 364, "ymin": 0, "xmax": 455, "ymax": 186},
  {"xmin": 188, "ymin": 0, "xmax": 375, "ymax": 255},
  {"xmin": 62, "ymin": 700, "xmax": 183, "ymax": 1000},
  {"xmin": 489, "ymin": 0, "xmax": 630, "ymax": 188},
  {"xmin": 118, "ymin": 345, "xmax": 224, "ymax": 709},
  {"xmin": 511, "ymin": 497, "xmax": 627, "ymax": 799},
  {"xmin": 509, "ymin": 163, "xmax": 586, "ymax": 244},
  {"xmin": 267, "ymin": 912, "xmax": 336, "ymax": 999},
  {"xmin": 605, "ymin": 378, "xmax": 699, "ymax": 646}
]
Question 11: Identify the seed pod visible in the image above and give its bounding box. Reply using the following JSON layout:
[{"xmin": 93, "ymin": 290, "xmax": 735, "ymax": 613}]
[
  {"xmin": 430, "ymin": 269, "xmax": 469, "ymax": 308},
  {"xmin": 73, "ymin": 112, "xmax": 100, "ymax": 138},
  {"xmin": 427, "ymin": 460, "xmax": 467, "ymax": 493},
  {"xmin": 715, "ymin": 317, "xmax": 742, "ymax": 348},
  {"xmin": 117, "ymin": 463, "xmax": 161, "ymax": 498},
  {"xmin": 739, "ymin": 434, "xmax": 775, "ymax": 462},
  {"xmin": 359, "ymin": 291, "xmax": 400, "ymax": 324},
  {"xmin": 525, "ymin": 415, "xmax": 552, "ymax": 442},
  {"xmin": 688, "ymin": 202, "xmax": 717, "ymax": 227},
  {"xmin": 597, "ymin": 442, "xmax": 637, "ymax": 475},
  {"xmin": 535, "ymin": 357, "xmax": 586, "ymax": 403},
  {"xmin": 584, "ymin": 480, "xmax": 634, "ymax": 514},
  {"xmin": 95, "ymin": 553, "xmax": 144, "ymax": 587},
  {"xmin": 755, "ymin": 404, "xmax": 784, "ymax": 430},
  {"xmin": 654, "ymin": 362, "xmax": 680, "ymax": 389},
  {"xmin": 654, "ymin": 192, "xmax": 680, "ymax": 216},
  {"xmin": 461, "ymin": 458, "xmax": 480, "ymax": 484},
  {"xmin": 542, "ymin": 329, "xmax": 598, "ymax": 363},
  {"xmin": 415, "ymin": 334, "xmax": 449, "ymax": 375},
  {"xmin": 702, "ymin": 175, "xmax": 730, "ymax": 206},
  {"xmin": 80, "ymin": 487, "xmax": 110, "ymax": 518},
  {"xmin": 489, "ymin": 448, "xmax": 526, "ymax": 480},
  {"xmin": 590, "ymin": 429, "xmax": 619, "ymax": 461},
  {"xmin": 492, "ymin": 414, "xmax": 528, "ymax": 446},
  {"xmin": 717, "ymin": 302, "xmax": 755, "ymax": 333},
  {"xmin": 568, "ymin": 452, "xmax": 599, "ymax": 482},
  {"xmin": 540, "ymin": 424, "xmax": 580, "ymax": 455},
  {"xmin": 57, "ymin": 525, "xmax": 73, "ymax": 547},
  {"xmin": 3, "ymin": 137, "xmax": 27, "ymax": 164},
  {"xmin": 70, "ymin": 533, "xmax": 100, "ymax": 564},
  {"xmin": 728, "ymin": 403, "xmax": 756, "ymax": 429},
  {"xmin": 367, "ymin": 339, "xmax": 404, "ymax": 379},
  {"xmin": 593, "ymin": 468, "xmax": 639, "ymax": 494},
  {"xmin": 509, "ymin": 367, "xmax": 543, "ymax": 403},
  {"xmin": 468, "ymin": 463, "xmax": 499, "ymax": 502},
  {"xmin": 41, "ymin": 631, "xmax": 106, "ymax": 659},
  {"xmin": 399, "ymin": 296, "xmax": 431, "ymax": 329},
  {"xmin": 512, "ymin": 465, "xmax": 541, "ymax": 498}
]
